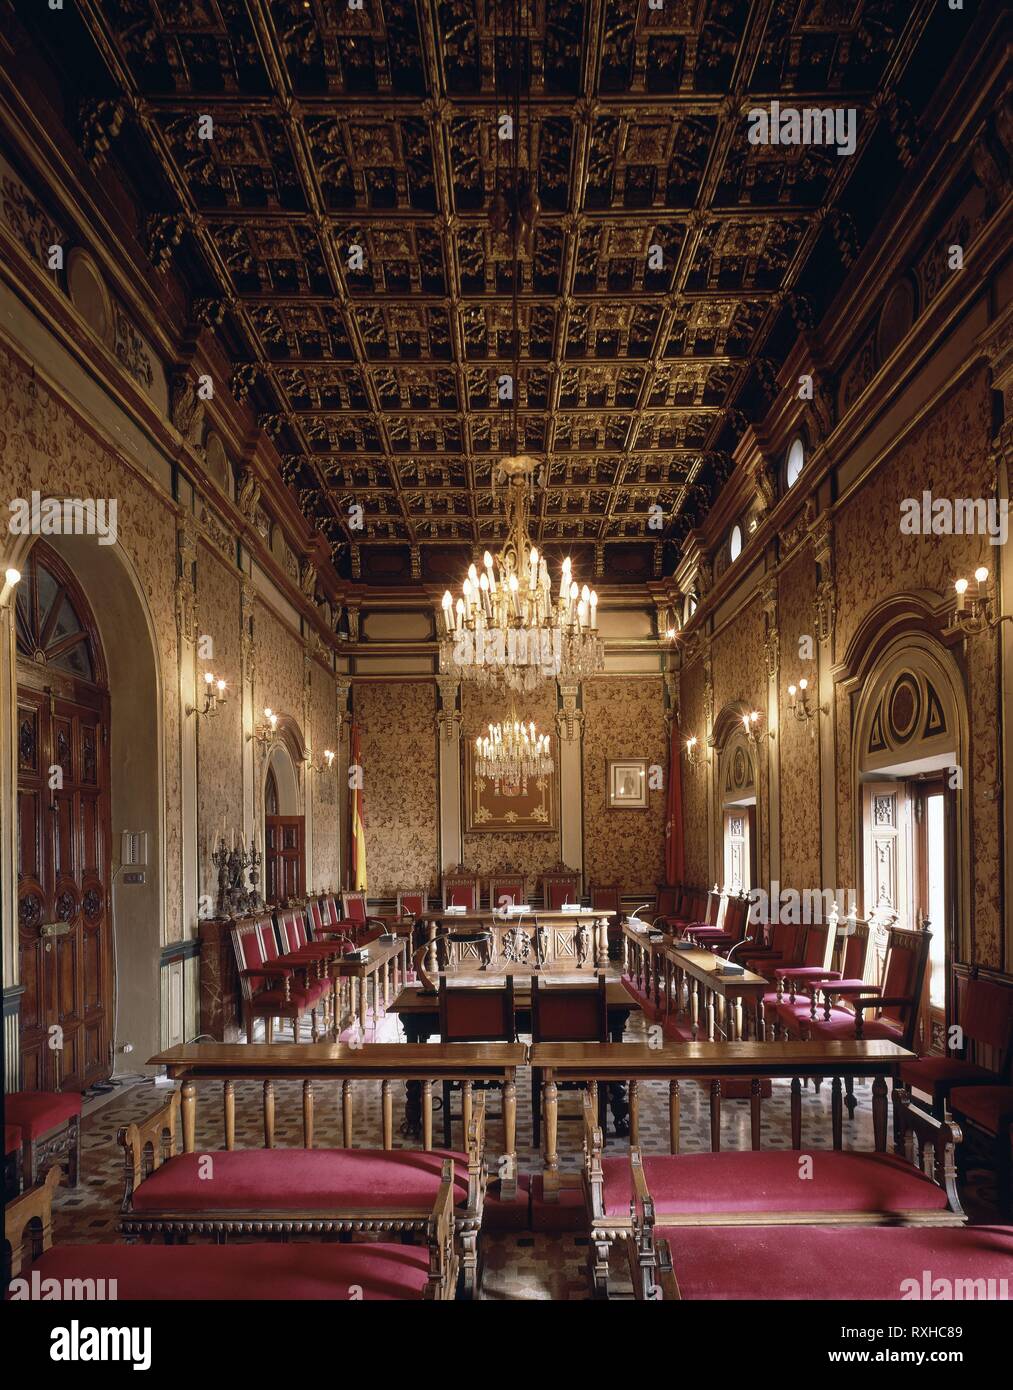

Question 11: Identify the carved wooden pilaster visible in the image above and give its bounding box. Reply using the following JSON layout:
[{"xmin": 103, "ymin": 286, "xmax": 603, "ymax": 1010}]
[
  {"xmin": 436, "ymin": 676, "xmax": 462, "ymax": 741},
  {"xmin": 810, "ymin": 512, "xmax": 836, "ymax": 646},
  {"xmin": 555, "ymin": 681, "xmax": 584, "ymax": 743},
  {"xmin": 760, "ymin": 576, "xmax": 779, "ymax": 679}
]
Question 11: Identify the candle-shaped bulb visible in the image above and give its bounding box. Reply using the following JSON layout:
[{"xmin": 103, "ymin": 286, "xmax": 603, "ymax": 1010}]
[
  {"xmin": 204, "ymin": 670, "xmax": 214, "ymax": 685},
  {"xmin": 483, "ymin": 551, "xmax": 493, "ymax": 570},
  {"xmin": 974, "ymin": 566, "xmax": 989, "ymax": 584},
  {"xmin": 954, "ymin": 578, "xmax": 968, "ymax": 594},
  {"xmin": 798, "ymin": 678, "xmax": 808, "ymax": 691}
]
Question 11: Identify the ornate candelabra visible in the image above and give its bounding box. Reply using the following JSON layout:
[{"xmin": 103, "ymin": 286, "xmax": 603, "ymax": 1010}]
[{"xmin": 211, "ymin": 835, "xmax": 263, "ymax": 918}]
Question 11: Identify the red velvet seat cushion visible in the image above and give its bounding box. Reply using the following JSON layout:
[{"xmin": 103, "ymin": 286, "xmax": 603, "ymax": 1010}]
[
  {"xmin": 601, "ymin": 1150, "xmax": 950, "ymax": 1218},
  {"xmin": 949, "ymin": 1085, "xmax": 1013, "ymax": 1134},
  {"xmin": 5, "ymin": 1124, "xmax": 22, "ymax": 1154},
  {"xmin": 5, "ymin": 1091, "xmax": 81, "ymax": 1139},
  {"xmin": 658, "ymin": 1224, "xmax": 1013, "ymax": 1301},
  {"xmin": 899, "ymin": 1056, "xmax": 998, "ymax": 1093},
  {"xmin": 249, "ymin": 981, "xmax": 328, "ymax": 1010},
  {"xmin": 809, "ymin": 1015, "xmax": 903, "ymax": 1042},
  {"xmin": 20, "ymin": 1242, "xmax": 432, "ymax": 1301},
  {"xmin": 131, "ymin": 1148, "xmax": 471, "ymax": 1213}
]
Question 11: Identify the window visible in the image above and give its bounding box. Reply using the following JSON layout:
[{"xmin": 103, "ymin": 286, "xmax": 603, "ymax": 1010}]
[
  {"xmin": 729, "ymin": 524, "xmax": 742, "ymax": 562},
  {"xmin": 785, "ymin": 436, "xmax": 805, "ymax": 489}
]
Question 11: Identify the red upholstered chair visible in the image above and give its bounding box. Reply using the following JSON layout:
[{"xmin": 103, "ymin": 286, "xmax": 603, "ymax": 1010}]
[
  {"xmin": 488, "ymin": 872, "xmax": 526, "ymax": 913},
  {"xmin": 590, "ymin": 882, "xmax": 622, "ymax": 957},
  {"xmin": 666, "ymin": 887, "xmax": 708, "ymax": 933},
  {"xmin": 438, "ymin": 976, "xmax": 515, "ymax": 1148},
  {"xmin": 768, "ymin": 910, "xmax": 871, "ymax": 1040},
  {"xmin": 4, "ymin": 1093, "xmax": 80, "ymax": 1189},
  {"xmin": 765, "ymin": 913, "xmax": 841, "ymax": 1038},
  {"xmin": 231, "ymin": 915, "xmax": 330, "ymax": 1043},
  {"xmin": 738, "ymin": 920, "xmax": 806, "ymax": 980},
  {"xmin": 442, "ymin": 867, "xmax": 480, "ymax": 912},
  {"xmin": 900, "ymin": 975, "xmax": 1013, "ymax": 1116},
  {"xmin": 689, "ymin": 892, "xmax": 751, "ymax": 955},
  {"xmin": 811, "ymin": 923, "xmax": 932, "ymax": 1048},
  {"xmin": 542, "ymin": 864, "xmax": 581, "ymax": 910},
  {"xmin": 948, "ymin": 1085, "xmax": 1013, "ymax": 1218},
  {"xmin": 530, "ymin": 975, "xmax": 609, "ymax": 1146},
  {"xmin": 681, "ymin": 886, "xmax": 723, "ymax": 943},
  {"xmin": 339, "ymin": 891, "xmax": 387, "ymax": 944},
  {"xmin": 319, "ymin": 893, "xmax": 340, "ymax": 927},
  {"xmin": 397, "ymin": 887, "xmax": 429, "ymax": 919}
]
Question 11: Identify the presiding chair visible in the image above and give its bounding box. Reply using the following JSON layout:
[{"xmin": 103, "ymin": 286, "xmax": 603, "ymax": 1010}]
[
  {"xmin": 542, "ymin": 864, "xmax": 581, "ymax": 910},
  {"xmin": 438, "ymin": 976, "xmax": 516, "ymax": 1148},
  {"xmin": 443, "ymin": 867, "xmax": 480, "ymax": 912},
  {"xmin": 530, "ymin": 974, "xmax": 609, "ymax": 1147}
]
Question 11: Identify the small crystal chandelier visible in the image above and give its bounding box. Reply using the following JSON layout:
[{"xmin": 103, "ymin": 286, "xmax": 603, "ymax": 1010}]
[
  {"xmin": 475, "ymin": 710, "xmax": 553, "ymax": 795},
  {"xmin": 438, "ymin": 457, "xmax": 605, "ymax": 692}
]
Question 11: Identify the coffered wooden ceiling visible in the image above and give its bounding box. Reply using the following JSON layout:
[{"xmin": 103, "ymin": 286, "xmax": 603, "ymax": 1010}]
[{"xmin": 27, "ymin": 0, "xmax": 942, "ymax": 585}]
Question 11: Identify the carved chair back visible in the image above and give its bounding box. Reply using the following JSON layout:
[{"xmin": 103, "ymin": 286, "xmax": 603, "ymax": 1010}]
[
  {"xmin": 442, "ymin": 868, "xmax": 480, "ymax": 911},
  {"xmin": 489, "ymin": 874, "xmax": 526, "ymax": 911},
  {"xmin": 543, "ymin": 865, "xmax": 580, "ymax": 910},
  {"xmin": 438, "ymin": 976, "xmax": 516, "ymax": 1044}
]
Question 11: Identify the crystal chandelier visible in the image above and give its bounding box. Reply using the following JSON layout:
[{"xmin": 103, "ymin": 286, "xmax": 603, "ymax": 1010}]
[
  {"xmin": 438, "ymin": 456, "xmax": 605, "ymax": 693},
  {"xmin": 475, "ymin": 710, "xmax": 553, "ymax": 796},
  {"xmin": 436, "ymin": 2, "xmax": 604, "ymax": 695}
]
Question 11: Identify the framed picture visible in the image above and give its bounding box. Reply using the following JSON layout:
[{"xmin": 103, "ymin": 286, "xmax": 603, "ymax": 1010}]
[
  {"xmin": 607, "ymin": 758, "xmax": 648, "ymax": 809},
  {"xmin": 463, "ymin": 739, "xmax": 559, "ymax": 833}
]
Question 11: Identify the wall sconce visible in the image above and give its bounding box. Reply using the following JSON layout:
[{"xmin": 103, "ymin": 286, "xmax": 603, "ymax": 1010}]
[
  {"xmin": 187, "ymin": 670, "xmax": 228, "ymax": 719},
  {"xmin": 952, "ymin": 566, "xmax": 1012, "ymax": 636},
  {"xmin": 741, "ymin": 710, "xmax": 763, "ymax": 745},
  {"xmin": 1, "ymin": 566, "xmax": 21, "ymax": 605},
  {"xmin": 786, "ymin": 677, "xmax": 821, "ymax": 737},
  {"xmin": 248, "ymin": 706, "xmax": 279, "ymax": 746},
  {"xmin": 684, "ymin": 735, "xmax": 709, "ymax": 768},
  {"xmin": 307, "ymin": 748, "xmax": 336, "ymax": 774}
]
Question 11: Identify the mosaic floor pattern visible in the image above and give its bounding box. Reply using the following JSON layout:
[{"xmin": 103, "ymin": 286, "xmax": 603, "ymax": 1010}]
[{"xmin": 45, "ymin": 1005, "xmax": 1003, "ymax": 1300}]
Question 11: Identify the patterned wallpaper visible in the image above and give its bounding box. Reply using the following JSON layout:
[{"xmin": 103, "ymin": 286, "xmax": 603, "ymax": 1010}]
[
  {"xmin": 354, "ymin": 681, "xmax": 438, "ymax": 898},
  {"xmin": 309, "ymin": 660, "xmax": 340, "ymax": 890},
  {"xmin": 777, "ymin": 549, "xmax": 822, "ymax": 890},
  {"xmin": 254, "ymin": 604, "xmax": 305, "ymax": 733},
  {"xmin": 711, "ymin": 595, "xmax": 769, "ymax": 891},
  {"xmin": 834, "ymin": 372, "xmax": 994, "ymax": 660},
  {"xmin": 678, "ymin": 656, "xmax": 710, "ymax": 883},
  {"xmin": 0, "ymin": 344, "xmax": 184, "ymax": 942},
  {"xmin": 195, "ymin": 547, "xmax": 243, "ymax": 903},
  {"xmin": 460, "ymin": 681, "xmax": 561, "ymax": 890},
  {"xmin": 582, "ymin": 675, "xmax": 667, "ymax": 893}
]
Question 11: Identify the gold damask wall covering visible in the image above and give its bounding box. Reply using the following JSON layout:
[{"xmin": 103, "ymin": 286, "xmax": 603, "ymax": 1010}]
[
  {"xmin": 196, "ymin": 550, "xmax": 243, "ymax": 903},
  {"xmin": 583, "ymin": 676, "xmax": 667, "ymax": 892},
  {"xmin": 354, "ymin": 681, "xmax": 439, "ymax": 899},
  {"xmin": 711, "ymin": 596, "xmax": 769, "ymax": 892},
  {"xmin": 777, "ymin": 550, "xmax": 822, "ymax": 890},
  {"xmin": 460, "ymin": 682, "xmax": 561, "ymax": 888},
  {"xmin": 678, "ymin": 659, "xmax": 710, "ymax": 883}
]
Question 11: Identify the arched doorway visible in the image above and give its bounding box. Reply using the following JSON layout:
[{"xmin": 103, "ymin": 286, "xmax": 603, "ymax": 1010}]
[
  {"xmin": 15, "ymin": 543, "xmax": 112, "ymax": 1091},
  {"xmin": 851, "ymin": 631, "xmax": 967, "ymax": 1033},
  {"xmin": 261, "ymin": 728, "xmax": 305, "ymax": 904},
  {"xmin": 712, "ymin": 706, "xmax": 759, "ymax": 893}
]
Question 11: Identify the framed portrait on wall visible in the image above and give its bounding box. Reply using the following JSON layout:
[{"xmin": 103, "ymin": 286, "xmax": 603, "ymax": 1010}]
[
  {"xmin": 463, "ymin": 739, "xmax": 559, "ymax": 833},
  {"xmin": 607, "ymin": 758, "xmax": 648, "ymax": 809}
]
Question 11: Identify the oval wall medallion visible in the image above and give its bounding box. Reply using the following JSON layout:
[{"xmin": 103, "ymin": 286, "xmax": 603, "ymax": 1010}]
[{"xmin": 887, "ymin": 673, "xmax": 921, "ymax": 744}]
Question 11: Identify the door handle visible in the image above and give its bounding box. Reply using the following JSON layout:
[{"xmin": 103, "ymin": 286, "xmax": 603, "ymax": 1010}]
[{"xmin": 40, "ymin": 921, "xmax": 72, "ymax": 939}]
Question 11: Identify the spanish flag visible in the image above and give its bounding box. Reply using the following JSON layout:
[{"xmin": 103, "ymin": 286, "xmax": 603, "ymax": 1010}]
[{"xmin": 349, "ymin": 721, "xmax": 367, "ymax": 892}]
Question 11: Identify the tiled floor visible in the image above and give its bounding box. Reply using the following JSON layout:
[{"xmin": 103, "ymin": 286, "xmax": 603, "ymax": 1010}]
[{"xmin": 45, "ymin": 1002, "xmax": 1003, "ymax": 1300}]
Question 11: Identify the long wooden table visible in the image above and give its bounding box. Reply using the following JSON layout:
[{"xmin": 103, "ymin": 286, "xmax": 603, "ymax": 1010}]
[
  {"xmin": 389, "ymin": 975, "xmax": 641, "ymax": 1135},
  {"xmin": 149, "ymin": 1041, "xmax": 526, "ymax": 1197},
  {"xmin": 529, "ymin": 1039, "xmax": 914, "ymax": 1196},
  {"xmin": 335, "ymin": 935, "xmax": 411, "ymax": 1033},
  {"xmin": 623, "ymin": 923, "xmax": 769, "ymax": 1040},
  {"xmin": 418, "ymin": 908, "xmax": 614, "ymax": 971}
]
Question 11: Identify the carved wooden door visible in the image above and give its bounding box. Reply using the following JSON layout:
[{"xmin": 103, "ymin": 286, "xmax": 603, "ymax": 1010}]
[
  {"xmin": 15, "ymin": 546, "xmax": 112, "ymax": 1092},
  {"xmin": 265, "ymin": 816, "xmax": 305, "ymax": 903}
]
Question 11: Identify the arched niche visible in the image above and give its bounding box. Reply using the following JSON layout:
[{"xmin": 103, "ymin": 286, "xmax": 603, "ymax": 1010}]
[
  {"xmin": 259, "ymin": 716, "xmax": 307, "ymax": 903},
  {"xmin": 711, "ymin": 701, "xmax": 760, "ymax": 892},
  {"xmin": 845, "ymin": 613, "xmax": 970, "ymax": 962},
  {"xmin": 19, "ymin": 531, "xmax": 165, "ymax": 1077},
  {"xmin": 263, "ymin": 735, "xmax": 302, "ymax": 817}
]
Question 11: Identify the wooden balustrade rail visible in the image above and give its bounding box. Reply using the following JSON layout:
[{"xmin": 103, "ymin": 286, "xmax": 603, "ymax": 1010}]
[
  {"xmin": 528, "ymin": 1039, "xmax": 914, "ymax": 1198},
  {"xmin": 148, "ymin": 1042, "xmax": 526, "ymax": 1180}
]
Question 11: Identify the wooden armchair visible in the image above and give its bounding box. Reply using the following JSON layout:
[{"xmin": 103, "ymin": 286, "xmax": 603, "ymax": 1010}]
[
  {"xmin": 811, "ymin": 922, "xmax": 932, "ymax": 1048},
  {"xmin": 680, "ymin": 885, "xmax": 723, "ymax": 943},
  {"xmin": 542, "ymin": 863, "xmax": 581, "ymax": 910},
  {"xmin": 339, "ymin": 891, "xmax": 388, "ymax": 943},
  {"xmin": 900, "ymin": 974, "xmax": 1013, "ymax": 1115},
  {"xmin": 488, "ymin": 871, "xmax": 526, "ymax": 913},
  {"xmin": 763, "ymin": 911, "xmax": 842, "ymax": 1039},
  {"xmin": 530, "ymin": 975, "xmax": 609, "ymax": 1147},
  {"xmin": 438, "ymin": 977, "xmax": 516, "ymax": 1149},
  {"xmin": 442, "ymin": 866, "xmax": 480, "ymax": 911},
  {"xmin": 230, "ymin": 915, "xmax": 330, "ymax": 1043}
]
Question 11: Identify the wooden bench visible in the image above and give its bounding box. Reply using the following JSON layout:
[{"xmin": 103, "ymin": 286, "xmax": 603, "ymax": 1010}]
[
  {"xmin": 626, "ymin": 1158, "xmax": 1010, "ymax": 1301},
  {"xmin": 7, "ymin": 1166, "xmax": 457, "ymax": 1301},
  {"xmin": 585, "ymin": 1083, "xmax": 964, "ymax": 1296},
  {"xmin": 139, "ymin": 1041, "xmax": 526, "ymax": 1296}
]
